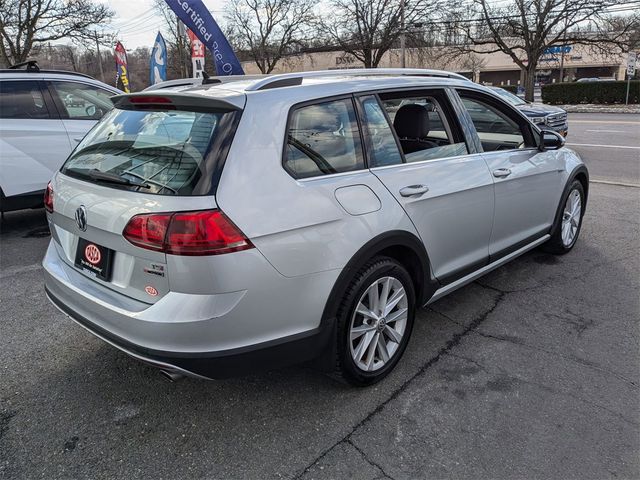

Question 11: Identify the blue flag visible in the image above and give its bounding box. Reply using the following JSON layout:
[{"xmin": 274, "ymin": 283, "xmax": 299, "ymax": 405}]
[
  {"xmin": 150, "ymin": 32, "xmax": 167, "ymax": 85},
  {"xmin": 164, "ymin": 0, "xmax": 244, "ymax": 76}
]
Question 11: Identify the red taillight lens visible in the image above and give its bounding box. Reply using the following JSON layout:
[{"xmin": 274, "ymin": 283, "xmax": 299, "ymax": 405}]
[
  {"xmin": 44, "ymin": 182, "xmax": 54, "ymax": 213},
  {"xmin": 122, "ymin": 210, "xmax": 253, "ymax": 256},
  {"xmin": 122, "ymin": 213, "xmax": 172, "ymax": 252}
]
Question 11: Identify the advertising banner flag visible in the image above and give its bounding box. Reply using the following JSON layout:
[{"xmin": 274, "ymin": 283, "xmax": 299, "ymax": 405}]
[
  {"xmin": 187, "ymin": 29, "xmax": 205, "ymax": 78},
  {"xmin": 150, "ymin": 32, "xmax": 168, "ymax": 85},
  {"xmin": 163, "ymin": 0, "xmax": 244, "ymax": 75},
  {"xmin": 114, "ymin": 41, "xmax": 130, "ymax": 93}
]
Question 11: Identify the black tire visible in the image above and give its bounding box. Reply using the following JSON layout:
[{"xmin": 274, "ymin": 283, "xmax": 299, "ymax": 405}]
[
  {"xmin": 334, "ymin": 256, "xmax": 416, "ymax": 386},
  {"xmin": 543, "ymin": 180, "xmax": 585, "ymax": 254}
]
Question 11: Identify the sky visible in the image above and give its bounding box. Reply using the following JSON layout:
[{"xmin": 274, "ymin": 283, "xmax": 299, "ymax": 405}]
[{"xmin": 97, "ymin": 0, "xmax": 229, "ymax": 49}]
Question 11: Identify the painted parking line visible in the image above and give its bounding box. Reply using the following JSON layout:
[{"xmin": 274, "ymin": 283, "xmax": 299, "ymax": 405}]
[
  {"xmin": 569, "ymin": 120, "xmax": 640, "ymax": 125},
  {"xmin": 567, "ymin": 143, "xmax": 640, "ymax": 150},
  {"xmin": 590, "ymin": 179, "xmax": 640, "ymax": 188},
  {"xmin": 584, "ymin": 129, "xmax": 624, "ymax": 133}
]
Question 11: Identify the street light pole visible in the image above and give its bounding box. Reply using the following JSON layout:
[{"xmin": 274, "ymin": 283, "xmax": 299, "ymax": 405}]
[
  {"xmin": 94, "ymin": 31, "xmax": 105, "ymax": 83},
  {"xmin": 400, "ymin": 0, "xmax": 406, "ymax": 68}
]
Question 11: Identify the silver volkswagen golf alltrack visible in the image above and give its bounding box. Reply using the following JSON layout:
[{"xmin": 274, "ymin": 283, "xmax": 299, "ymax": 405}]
[{"xmin": 43, "ymin": 69, "xmax": 588, "ymax": 386}]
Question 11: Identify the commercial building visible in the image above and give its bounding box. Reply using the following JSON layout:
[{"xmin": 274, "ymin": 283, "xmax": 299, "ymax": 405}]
[{"xmin": 240, "ymin": 44, "xmax": 629, "ymax": 86}]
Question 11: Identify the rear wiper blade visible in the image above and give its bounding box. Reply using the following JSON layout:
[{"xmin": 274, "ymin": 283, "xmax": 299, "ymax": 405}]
[{"xmin": 85, "ymin": 169, "xmax": 151, "ymax": 189}]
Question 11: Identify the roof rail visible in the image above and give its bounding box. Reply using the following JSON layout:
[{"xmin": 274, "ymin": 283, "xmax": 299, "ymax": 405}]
[
  {"xmin": 245, "ymin": 68, "xmax": 471, "ymax": 91},
  {"xmin": 9, "ymin": 59, "xmax": 40, "ymax": 71},
  {"xmin": 3, "ymin": 59, "xmax": 94, "ymax": 79}
]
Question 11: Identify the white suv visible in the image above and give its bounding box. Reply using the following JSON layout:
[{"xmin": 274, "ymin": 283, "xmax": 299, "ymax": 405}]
[
  {"xmin": 0, "ymin": 61, "xmax": 121, "ymax": 213},
  {"xmin": 43, "ymin": 69, "xmax": 588, "ymax": 385}
]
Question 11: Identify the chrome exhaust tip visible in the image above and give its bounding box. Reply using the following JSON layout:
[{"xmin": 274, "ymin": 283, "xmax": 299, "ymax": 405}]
[{"xmin": 160, "ymin": 369, "xmax": 184, "ymax": 382}]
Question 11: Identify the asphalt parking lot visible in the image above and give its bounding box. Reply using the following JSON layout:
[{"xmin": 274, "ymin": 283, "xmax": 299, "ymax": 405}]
[{"xmin": 1, "ymin": 113, "xmax": 639, "ymax": 479}]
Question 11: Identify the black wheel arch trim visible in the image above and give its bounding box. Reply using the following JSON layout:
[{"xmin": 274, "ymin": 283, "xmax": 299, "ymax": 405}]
[
  {"xmin": 549, "ymin": 164, "xmax": 589, "ymax": 238},
  {"xmin": 320, "ymin": 230, "xmax": 438, "ymax": 328}
]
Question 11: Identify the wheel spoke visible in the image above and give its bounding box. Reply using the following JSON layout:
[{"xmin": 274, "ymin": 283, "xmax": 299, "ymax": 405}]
[
  {"xmin": 384, "ymin": 324, "xmax": 403, "ymax": 344},
  {"xmin": 386, "ymin": 307, "xmax": 408, "ymax": 325},
  {"xmin": 364, "ymin": 333, "xmax": 379, "ymax": 371},
  {"xmin": 356, "ymin": 304, "xmax": 378, "ymax": 320},
  {"xmin": 383, "ymin": 289, "xmax": 405, "ymax": 317},
  {"xmin": 350, "ymin": 323, "xmax": 376, "ymax": 340},
  {"xmin": 379, "ymin": 277, "xmax": 391, "ymax": 313},
  {"xmin": 377, "ymin": 335, "xmax": 390, "ymax": 363},
  {"xmin": 367, "ymin": 282, "xmax": 380, "ymax": 315},
  {"xmin": 353, "ymin": 331, "xmax": 375, "ymax": 362}
]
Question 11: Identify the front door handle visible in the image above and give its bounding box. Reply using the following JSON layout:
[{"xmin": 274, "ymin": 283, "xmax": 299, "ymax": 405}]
[
  {"xmin": 493, "ymin": 168, "xmax": 512, "ymax": 178},
  {"xmin": 399, "ymin": 184, "xmax": 429, "ymax": 197}
]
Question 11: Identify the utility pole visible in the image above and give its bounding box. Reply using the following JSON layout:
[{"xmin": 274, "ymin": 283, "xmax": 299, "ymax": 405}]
[
  {"xmin": 94, "ymin": 31, "xmax": 105, "ymax": 83},
  {"xmin": 400, "ymin": 0, "xmax": 406, "ymax": 68},
  {"xmin": 176, "ymin": 17, "xmax": 189, "ymax": 78}
]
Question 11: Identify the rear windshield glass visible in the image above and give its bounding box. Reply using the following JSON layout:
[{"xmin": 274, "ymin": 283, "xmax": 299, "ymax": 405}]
[{"xmin": 61, "ymin": 107, "xmax": 237, "ymax": 195}]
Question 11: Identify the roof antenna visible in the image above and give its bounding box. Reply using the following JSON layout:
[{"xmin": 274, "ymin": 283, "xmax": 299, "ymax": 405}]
[{"xmin": 201, "ymin": 70, "xmax": 220, "ymax": 85}]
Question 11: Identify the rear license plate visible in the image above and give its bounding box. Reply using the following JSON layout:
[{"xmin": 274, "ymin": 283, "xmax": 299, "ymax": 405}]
[{"xmin": 74, "ymin": 238, "xmax": 114, "ymax": 281}]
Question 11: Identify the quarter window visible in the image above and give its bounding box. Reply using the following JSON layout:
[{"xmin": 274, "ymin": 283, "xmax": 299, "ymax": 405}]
[
  {"xmin": 49, "ymin": 81, "xmax": 114, "ymax": 120},
  {"xmin": 284, "ymin": 98, "xmax": 364, "ymax": 179},
  {"xmin": 0, "ymin": 81, "xmax": 50, "ymax": 119}
]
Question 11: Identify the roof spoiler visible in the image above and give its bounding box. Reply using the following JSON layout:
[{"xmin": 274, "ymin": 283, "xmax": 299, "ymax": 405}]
[{"xmin": 111, "ymin": 92, "xmax": 242, "ymax": 111}]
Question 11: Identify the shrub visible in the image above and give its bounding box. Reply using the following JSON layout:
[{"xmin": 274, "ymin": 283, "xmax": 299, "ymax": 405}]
[
  {"xmin": 500, "ymin": 85, "xmax": 518, "ymax": 94},
  {"xmin": 541, "ymin": 81, "xmax": 640, "ymax": 104}
]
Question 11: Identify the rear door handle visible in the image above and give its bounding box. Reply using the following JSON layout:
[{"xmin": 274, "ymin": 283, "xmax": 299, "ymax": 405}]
[
  {"xmin": 493, "ymin": 168, "xmax": 512, "ymax": 178},
  {"xmin": 399, "ymin": 185, "xmax": 429, "ymax": 197}
]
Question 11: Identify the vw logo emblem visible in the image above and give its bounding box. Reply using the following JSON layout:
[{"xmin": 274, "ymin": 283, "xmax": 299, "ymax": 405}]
[{"xmin": 75, "ymin": 206, "xmax": 87, "ymax": 231}]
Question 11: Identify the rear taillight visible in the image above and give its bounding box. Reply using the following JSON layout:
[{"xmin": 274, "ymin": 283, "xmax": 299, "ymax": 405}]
[
  {"xmin": 122, "ymin": 209, "xmax": 253, "ymax": 256},
  {"xmin": 44, "ymin": 182, "xmax": 54, "ymax": 213}
]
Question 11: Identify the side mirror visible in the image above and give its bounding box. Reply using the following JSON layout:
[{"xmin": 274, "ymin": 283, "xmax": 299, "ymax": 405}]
[{"xmin": 539, "ymin": 130, "xmax": 565, "ymax": 151}]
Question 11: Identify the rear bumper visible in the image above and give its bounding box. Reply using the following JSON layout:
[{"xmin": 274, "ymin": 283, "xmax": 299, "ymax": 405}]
[
  {"xmin": 45, "ymin": 285, "xmax": 334, "ymax": 378},
  {"xmin": 43, "ymin": 241, "xmax": 337, "ymax": 378}
]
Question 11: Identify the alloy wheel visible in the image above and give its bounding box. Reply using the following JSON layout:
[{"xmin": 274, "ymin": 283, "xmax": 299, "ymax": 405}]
[
  {"xmin": 561, "ymin": 189, "xmax": 582, "ymax": 247},
  {"xmin": 349, "ymin": 276, "xmax": 408, "ymax": 372}
]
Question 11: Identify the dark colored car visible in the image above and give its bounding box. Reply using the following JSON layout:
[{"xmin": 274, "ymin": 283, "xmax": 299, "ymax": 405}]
[{"xmin": 490, "ymin": 87, "xmax": 568, "ymax": 137}]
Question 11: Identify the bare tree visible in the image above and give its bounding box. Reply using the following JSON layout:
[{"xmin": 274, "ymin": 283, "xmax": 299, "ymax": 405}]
[
  {"xmin": 152, "ymin": 0, "xmax": 191, "ymax": 78},
  {"xmin": 226, "ymin": 0, "xmax": 315, "ymax": 73},
  {"xmin": 319, "ymin": 0, "xmax": 437, "ymax": 68},
  {"xmin": 0, "ymin": 0, "xmax": 113, "ymax": 66},
  {"xmin": 448, "ymin": 0, "xmax": 638, "ymax": 100}
]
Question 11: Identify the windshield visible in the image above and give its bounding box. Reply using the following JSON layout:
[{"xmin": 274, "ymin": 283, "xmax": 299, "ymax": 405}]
[
  {"xmin": 61, "ymin": 107, "xmax": 238, "ymax": 195},
  {"xmin": 491, "ymin": 88, "xmax": 526, "ymax": 106}
]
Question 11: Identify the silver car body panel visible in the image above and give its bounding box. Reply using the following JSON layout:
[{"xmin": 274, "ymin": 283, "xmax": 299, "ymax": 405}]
[{"xmin": 42, "ymin": 72, "xmax": 587, "ymax": 376}]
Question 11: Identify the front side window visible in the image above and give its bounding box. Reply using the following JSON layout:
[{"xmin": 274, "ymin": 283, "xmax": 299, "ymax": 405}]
[
  {"xmin": 379, "ymin": 93, "xmax": 468, "ymax": 163},
  {"xmin": 62, "ymin": 107, "xmax": 237, "ymax": 195},
  {"xmin": 284, "ymin": 98, "xmax": 364, "ymax": 179},
  {"xmin": 0, "ymin": 80, "xmax": 50, "ymax": 119},
  {"xmin": 49, "ymin": 81, "xmax": 114, "ymax": 120},
  {"xmin": 459, "ymin": 93, "xmax": 534, "ymax": 151}
]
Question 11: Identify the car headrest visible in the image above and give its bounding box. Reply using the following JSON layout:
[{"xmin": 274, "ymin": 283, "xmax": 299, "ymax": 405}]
[{"xmin": 393, "ymin": 104, "xmax": 430, "ymax": 139}]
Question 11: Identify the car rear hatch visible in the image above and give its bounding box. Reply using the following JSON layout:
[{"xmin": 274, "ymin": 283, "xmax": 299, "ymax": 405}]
[{"xmin": 46, "ymin": 89, "xmax": 246, "ymax": 304}]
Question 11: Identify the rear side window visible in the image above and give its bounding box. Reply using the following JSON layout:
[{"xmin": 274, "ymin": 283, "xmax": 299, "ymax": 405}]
[
  {"xmin": 61, "ymin": 107, "xmax": 238, "ymax": 196},
  {"xmin": 0, "ymin": 81, "xmax": 51, "ymax": 119},
  {"xmin": 49, "ymin": 81, "xmax": 114, "ymax": 120},
  {"xmin": 284, "ymin": 98, "xmax": 364, "ymax": 179}
]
